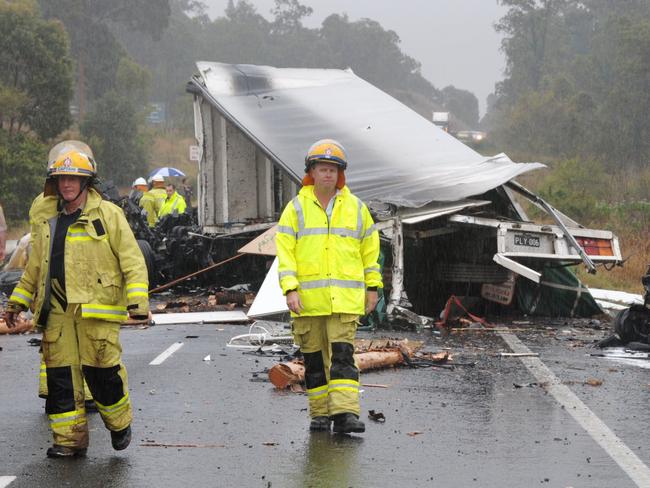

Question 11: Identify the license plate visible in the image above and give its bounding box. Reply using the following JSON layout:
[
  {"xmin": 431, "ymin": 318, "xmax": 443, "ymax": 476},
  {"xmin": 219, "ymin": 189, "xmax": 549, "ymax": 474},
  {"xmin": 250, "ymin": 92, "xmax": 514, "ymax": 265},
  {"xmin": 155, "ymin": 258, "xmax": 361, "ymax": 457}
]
[{"xmin": 514, "ymin": 234, "xmax": 540, "ymax": 247}]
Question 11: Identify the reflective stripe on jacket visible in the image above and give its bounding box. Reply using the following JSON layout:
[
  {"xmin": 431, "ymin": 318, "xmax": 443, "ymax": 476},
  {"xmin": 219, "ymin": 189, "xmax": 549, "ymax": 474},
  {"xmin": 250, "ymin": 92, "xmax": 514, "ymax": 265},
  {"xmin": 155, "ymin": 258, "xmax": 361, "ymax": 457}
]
[
  {"xmin": 8, "ymin": 189, "xmax": 149, "ymax": 326},
  {"xmin": 276, "ymin": 185, "xmax": 382, "ymax": 316},
  {"xmin": 158, "ymin": 191, "xmax": 186, "ymax": 217}
]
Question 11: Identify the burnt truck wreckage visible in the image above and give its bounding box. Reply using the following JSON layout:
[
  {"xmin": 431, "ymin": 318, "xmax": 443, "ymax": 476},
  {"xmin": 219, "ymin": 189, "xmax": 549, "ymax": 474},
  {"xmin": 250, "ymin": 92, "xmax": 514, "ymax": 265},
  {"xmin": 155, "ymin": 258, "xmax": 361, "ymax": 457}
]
[
  {"xmin": 605, "ymin": 265, "xmax": 650, "ymax": 347},
  {"xmin": 112, "ymin": 191, "xmax": 272, "ymax": 290},
  {"xmin": 184, "ymin": 62, "xmax": 623, "ymax": 323},
  {"xmin": 0, "ymin": 181, "xmax": 272, "ymax": 296}
]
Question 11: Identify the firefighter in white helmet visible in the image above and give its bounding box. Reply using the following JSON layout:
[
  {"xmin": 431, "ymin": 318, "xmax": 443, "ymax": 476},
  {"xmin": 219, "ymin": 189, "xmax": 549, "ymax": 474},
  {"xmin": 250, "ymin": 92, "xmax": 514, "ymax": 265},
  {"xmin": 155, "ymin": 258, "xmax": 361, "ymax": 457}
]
[
  {"xmin": 139, "ymin": 174, "xmax": 166, "ymax": 227},
  {"xmin": 129, "ymin": 177, "xmax": 148, "ymax": 205}
]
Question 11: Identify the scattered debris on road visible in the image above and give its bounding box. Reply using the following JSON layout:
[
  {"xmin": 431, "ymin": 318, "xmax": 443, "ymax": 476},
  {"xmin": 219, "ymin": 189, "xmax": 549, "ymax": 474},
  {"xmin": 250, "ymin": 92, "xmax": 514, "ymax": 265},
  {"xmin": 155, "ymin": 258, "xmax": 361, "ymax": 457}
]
[
  {"xmin": 368, "ymin": 410, "xmax": 386, "ymax": 422},
  {"xmin": 267, "ymin": 339, "xmax": 453, "ymax": 390}
]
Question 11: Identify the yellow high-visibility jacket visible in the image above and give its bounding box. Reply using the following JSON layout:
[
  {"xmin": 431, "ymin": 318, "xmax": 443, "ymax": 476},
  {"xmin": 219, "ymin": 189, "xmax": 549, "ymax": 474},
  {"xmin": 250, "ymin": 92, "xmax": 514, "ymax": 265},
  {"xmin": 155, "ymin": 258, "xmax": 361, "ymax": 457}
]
[
  {"xmin": 139, "ymin": 191, "xmax": 157, "ymax": 227},
  {"xmin": 8, "ymin": 189, "xmax": 149, "ymax": 326},
  {"xmin": 276, "ymin": 185, "xmax": 382, "ymax": 317},
  {"xmin": 150, "ymin": 187, "xmax": 167, "ymax": 213},
  {"xmin": 158, "ymin": 191, "xmax": 187, "ymax": 217}
]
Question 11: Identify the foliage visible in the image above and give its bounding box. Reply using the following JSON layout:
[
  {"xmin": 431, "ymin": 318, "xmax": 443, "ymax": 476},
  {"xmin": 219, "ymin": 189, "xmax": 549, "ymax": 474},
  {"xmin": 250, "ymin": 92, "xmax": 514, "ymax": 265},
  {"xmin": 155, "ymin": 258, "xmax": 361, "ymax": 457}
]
[
  {"xmin": 491, "ymin": 0, "xmax": 650, "ymax": 169},
  {"xmin": 113, "ymin": 0, "xmax": 440, "ymax": 122},
  {"xmin": 535, "ymin": 158, "xmax": 608, "ymax": 224},
  {"xmin": 0, "ymin": 1, "xmax": 73, "ymax": 139},
  {"xmin": 115, "ymin": 57, "xmax": 152, "ymax": 108},
  {"xmin": 38, "ymin": 0, "xmax": 171, "ymax": 113},
  {"xmin": 80, "ymin": 91, "xmax": 149, "ymax": 185},
  {"xmin": 0, "ymin": 129, "xmax": 47, "ymax": 221},
  {"xmin": 441, "ymin": 86, "xmax": 479, "ymax": 128}
]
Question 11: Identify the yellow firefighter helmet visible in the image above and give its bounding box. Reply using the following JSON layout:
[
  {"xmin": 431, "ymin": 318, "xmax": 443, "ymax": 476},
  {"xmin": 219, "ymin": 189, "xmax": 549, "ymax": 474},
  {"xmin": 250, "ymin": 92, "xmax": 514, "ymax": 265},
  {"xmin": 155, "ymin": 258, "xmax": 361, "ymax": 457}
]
[
  {"xmin": 304, "ymin": 139, "xmax": 348, "ymax": 172},
  {"xmin": 44, "ymin": 140, "xmax": 97, "ymax": 196}
]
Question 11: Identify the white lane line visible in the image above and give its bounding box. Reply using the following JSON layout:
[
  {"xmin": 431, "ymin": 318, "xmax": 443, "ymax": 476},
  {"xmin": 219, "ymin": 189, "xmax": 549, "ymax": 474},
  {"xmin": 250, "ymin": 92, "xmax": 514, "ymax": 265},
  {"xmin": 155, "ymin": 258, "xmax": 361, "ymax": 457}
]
[
  {"xmin": 149, "ymin": 342, "xmax": 184, "ymax": 365},
  {"xmin": 0, "ymin": 476, "xmax": 16, "ymax": 488},
  {"xmin": 500, "ymin": 332, "xmax": 650, "ymax": 488}
]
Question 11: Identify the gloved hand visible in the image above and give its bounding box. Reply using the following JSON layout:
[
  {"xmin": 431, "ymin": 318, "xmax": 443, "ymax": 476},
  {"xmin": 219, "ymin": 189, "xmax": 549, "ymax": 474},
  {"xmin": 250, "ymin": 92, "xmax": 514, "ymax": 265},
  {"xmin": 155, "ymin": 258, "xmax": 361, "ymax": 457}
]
[
  {"xmin": 128, "ymin": 310, "xmax": 152, "ymax": 322},
  {"xmin": 4, "ymin": 310, "xmax": 18, "ymax": 328}
]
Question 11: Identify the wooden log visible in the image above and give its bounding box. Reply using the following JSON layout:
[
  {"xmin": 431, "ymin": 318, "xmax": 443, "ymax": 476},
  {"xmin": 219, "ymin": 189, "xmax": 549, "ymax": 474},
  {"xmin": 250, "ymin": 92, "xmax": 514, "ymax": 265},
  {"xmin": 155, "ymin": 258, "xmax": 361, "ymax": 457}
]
[
  {"xmin": 356, "ymin": 350, "xmax": 404, "ymax": 371},
  {"xmin": 268, "ymin": 361, "xmax": 305, "ymax": 389},
  {"xmin": 268, "ymin": 350, "xmax": 405, "ymax": 389}
]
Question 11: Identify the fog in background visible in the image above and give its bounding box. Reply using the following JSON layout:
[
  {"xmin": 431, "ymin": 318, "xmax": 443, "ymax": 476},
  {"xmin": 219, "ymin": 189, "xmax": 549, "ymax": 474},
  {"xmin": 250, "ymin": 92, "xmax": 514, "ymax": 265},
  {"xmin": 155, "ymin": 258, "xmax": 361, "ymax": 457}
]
[{"xmin": 205, "ymin": 0, "xmax": 507, "ymax": 115}]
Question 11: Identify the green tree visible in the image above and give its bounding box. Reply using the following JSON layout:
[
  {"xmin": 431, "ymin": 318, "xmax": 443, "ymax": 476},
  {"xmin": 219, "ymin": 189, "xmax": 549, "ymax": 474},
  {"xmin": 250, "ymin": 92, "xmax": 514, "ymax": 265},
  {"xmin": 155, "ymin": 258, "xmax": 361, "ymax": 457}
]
[
  {"xmin": 441, "ymin": 86, "xmax": 479, "ymax": 127},
  {"xmin": 495, "ymin": 0, "xmax": 570, "ymax": 101},
  {"xmin": 0, "ymin": 130, "xmax": 47, "ymax": 221},
  {"xmin": 588, "ymin": 16, "xmax": 650, "ymax": 167},
  {"xmin": 271, "ymin": 0, "xmax": 313, "ymax": 34},
  {"xmin": 537, "ymin": 158, "xmax": 608, "ymax": 224},
  {"xmin": 115, "ymin": 57, "xmax": 152, "ymax": 108},
  {"xmin": 80, "ymin": 91, "xmax": 149, "ymax": 185},
  {"xmin": 318, "ymin": 13, "xmax": 439, "ymax": 114},
  {"xmin": 39, "ymin": 0, "xmax": 171, "ymax": 117},
  {"xmin": 0, "ymin": 1, "xmax": 73, "ymax": 139}
]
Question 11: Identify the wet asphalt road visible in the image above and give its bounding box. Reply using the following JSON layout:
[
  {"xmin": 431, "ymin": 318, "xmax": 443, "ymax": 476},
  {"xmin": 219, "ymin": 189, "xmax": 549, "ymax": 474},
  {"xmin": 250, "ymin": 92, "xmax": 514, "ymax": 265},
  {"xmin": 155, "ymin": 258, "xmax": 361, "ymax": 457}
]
[{"xmin": 1, "ymin": 320, "xmax": 649, "ymax": 488}]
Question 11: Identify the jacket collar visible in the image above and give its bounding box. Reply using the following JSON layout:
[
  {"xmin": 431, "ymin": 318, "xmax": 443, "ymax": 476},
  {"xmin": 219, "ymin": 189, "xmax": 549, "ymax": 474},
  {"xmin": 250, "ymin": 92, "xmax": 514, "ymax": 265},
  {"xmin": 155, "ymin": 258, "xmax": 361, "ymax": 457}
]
[{"xmin": 299, "ymin": 185, "xmax": 350, "ymax": 202}]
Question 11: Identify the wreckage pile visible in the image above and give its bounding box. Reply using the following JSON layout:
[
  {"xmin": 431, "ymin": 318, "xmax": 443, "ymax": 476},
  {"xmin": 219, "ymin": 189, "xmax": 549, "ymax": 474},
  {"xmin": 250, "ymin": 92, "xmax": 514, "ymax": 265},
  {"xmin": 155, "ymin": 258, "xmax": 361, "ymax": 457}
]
[
  {"xmin": 267, "ymin": 338, "xmax": 452, "ymax": 390},
  {"xmin": 152, "ymin": 288, "xmax": 255, "ymax": 314}
]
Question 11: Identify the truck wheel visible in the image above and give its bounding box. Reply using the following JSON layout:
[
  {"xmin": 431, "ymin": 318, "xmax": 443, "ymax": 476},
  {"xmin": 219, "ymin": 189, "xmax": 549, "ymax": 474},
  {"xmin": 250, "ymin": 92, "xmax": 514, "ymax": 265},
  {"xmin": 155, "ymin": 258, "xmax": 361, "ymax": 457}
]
[{"xmin": 136, "ymin": 239, "xmax": 157, "ymax": 288}]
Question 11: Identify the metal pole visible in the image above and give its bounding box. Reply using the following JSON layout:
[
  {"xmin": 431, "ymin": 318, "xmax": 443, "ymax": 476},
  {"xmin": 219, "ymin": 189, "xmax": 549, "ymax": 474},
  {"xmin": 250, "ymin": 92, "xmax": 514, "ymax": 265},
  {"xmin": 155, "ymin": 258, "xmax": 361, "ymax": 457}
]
[
  {"xmin": 150, "ymin": 253, "xmax": 246, "ymax": 294},
  {"xmin": 506, "ymin": 181, "xmax": 596, "ymax": 273}
]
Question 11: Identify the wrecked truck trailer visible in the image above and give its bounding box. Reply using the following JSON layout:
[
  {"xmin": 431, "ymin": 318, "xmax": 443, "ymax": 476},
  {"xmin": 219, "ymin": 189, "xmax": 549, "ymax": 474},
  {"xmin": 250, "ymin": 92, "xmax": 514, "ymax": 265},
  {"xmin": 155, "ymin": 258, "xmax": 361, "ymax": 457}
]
[{"xmin": 186, "ymin": 62, "xmax": 622, "ymax": 322}]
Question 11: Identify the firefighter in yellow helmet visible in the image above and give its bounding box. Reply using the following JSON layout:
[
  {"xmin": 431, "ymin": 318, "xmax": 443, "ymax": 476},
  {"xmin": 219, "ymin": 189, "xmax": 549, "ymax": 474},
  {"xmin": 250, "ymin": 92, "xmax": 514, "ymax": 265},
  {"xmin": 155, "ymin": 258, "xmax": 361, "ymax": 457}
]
[
  {"xmin": 276, "ymin": 139, "xmax": 382, "ymax": 434},
  {"xmin": 139, "ymin": 174, "xmax": 167, "ymax": 227},
  {"xmin": 3, "ymin": 141, "xmax": 149, "ymax": 458}
]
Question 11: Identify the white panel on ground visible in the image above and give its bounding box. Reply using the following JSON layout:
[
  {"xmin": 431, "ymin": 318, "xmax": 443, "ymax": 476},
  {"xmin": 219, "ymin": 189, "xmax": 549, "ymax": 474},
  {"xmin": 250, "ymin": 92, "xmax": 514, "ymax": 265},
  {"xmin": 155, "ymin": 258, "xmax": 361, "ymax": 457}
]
[
  {"xmin": 247, "ymin": 257, "xmax": 289, "ymax": 318},
  {"xmin": 588, "ymin": 288, "xmax": 643, "ymax": 306},
  {"xmin": 151, "ymin": 311, "xmax": 249, "ymax": 325}
]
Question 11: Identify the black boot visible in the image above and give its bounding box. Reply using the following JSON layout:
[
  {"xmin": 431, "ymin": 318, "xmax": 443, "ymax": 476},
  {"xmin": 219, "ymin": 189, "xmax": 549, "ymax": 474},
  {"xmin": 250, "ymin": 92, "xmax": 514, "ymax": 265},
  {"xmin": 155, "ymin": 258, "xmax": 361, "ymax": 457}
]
[
  {"xmin": 332, "ymin": 413, "xmax": 365, "ymax": 434},
  {"xmin": 111, "ymin": 425, "xmax": 132, "ymax": 451},
  {"xmin": 46, "ymin": 444, "xmax": 87, "ymax": 458},
  {"xmin": 309, "ymin": 416, "xmax": 331, "ymax": 431}
]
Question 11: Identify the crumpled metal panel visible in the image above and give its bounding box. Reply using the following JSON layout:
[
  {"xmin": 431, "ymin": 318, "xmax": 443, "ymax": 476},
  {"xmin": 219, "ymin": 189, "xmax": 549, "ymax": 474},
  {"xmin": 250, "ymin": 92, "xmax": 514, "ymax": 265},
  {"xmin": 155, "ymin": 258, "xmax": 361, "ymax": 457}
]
[{"xmin": 196, "ymin": 62, "xmax": 546, "ymax": 208}]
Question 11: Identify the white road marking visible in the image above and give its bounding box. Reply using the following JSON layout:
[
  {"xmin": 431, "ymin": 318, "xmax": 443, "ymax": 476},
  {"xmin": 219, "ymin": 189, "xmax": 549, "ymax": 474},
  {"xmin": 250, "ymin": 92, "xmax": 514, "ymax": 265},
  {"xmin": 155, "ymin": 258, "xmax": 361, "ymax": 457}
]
[
  {"xmin": 149, "ymin": 342, "xmax": 184, "ymax": 365},
  {"xmin": 500, "ymin": 332, "xmax": 650, "ymax": 488},
  {"xmin": 0, "ymin": 476, "xmax": 16, "ymax": 488}
]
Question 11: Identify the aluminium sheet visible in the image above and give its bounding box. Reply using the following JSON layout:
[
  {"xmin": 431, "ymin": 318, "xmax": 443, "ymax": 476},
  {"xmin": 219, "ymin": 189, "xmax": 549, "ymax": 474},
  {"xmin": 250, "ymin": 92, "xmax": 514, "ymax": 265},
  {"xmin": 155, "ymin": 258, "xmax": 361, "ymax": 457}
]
[{"xmin": 195, "ymin": 62, "xmax": 545, "ymax": 208}]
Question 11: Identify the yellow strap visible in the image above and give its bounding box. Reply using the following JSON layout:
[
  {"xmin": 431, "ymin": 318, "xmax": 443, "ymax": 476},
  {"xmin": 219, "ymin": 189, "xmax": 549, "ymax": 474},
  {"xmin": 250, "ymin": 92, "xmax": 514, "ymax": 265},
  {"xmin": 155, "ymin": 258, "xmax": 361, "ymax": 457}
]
[
  {"xmin": 81, "ymin": 303, "xmax": 128, "ymax": 322},
  {"xmin": 329, "ymin": 379, "xmax": 360, "ymax": 387},
  {"xmin": 306, "ymin": 384, "xmax": 329, "ymax": 399},
  {"xmin": 49, "ymin": 409, "xmax": 86, "ymax": 427},
  {"xmin": 127, "ymin": 282, "xmax": 148, "ymax": 290},
  {"xmin": 95, "ymin": 392, "xmax": 130, "ymax": 414},
  {"xmin": 10, "ymin": 287, "xmax": 33, "ymax": 307}
]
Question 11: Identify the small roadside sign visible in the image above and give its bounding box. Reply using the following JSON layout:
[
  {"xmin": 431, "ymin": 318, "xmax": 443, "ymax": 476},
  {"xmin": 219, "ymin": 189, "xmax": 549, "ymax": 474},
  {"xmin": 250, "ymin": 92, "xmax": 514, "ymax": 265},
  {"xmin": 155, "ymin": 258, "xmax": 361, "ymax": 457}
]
[{"xmin": 189, "ymin": 145, "xmax": 200, "ymax": 162}]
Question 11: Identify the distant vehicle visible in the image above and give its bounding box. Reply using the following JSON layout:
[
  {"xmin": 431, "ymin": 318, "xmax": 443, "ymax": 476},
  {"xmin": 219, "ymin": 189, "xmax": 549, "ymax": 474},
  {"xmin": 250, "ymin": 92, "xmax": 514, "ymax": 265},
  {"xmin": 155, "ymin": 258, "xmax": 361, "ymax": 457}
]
[
  {"xmin": 455, "ymin": 130, "xmax": 487, "ymax": 144},
  {"xmin": 432, "ymin": 111, "xmax": 450, "ymax": 132}
]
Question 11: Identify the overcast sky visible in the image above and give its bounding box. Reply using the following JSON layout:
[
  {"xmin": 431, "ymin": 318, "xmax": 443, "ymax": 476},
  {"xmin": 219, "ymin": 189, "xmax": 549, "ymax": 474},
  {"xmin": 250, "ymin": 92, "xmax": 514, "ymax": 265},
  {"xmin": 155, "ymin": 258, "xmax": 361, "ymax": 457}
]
[{"xmin": 204, "ymin": 0, "xmax": 507, "ymax": 116}]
